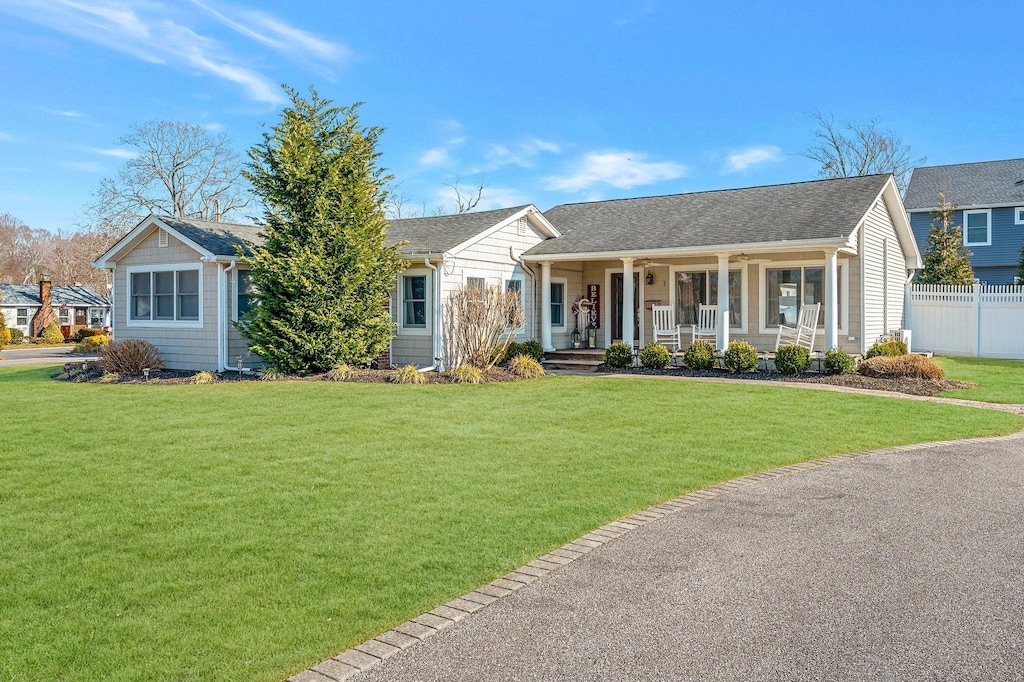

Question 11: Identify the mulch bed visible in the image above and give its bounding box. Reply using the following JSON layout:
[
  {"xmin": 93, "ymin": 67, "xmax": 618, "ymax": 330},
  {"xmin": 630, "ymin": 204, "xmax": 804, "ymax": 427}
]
[{"xmin": 598, "ymin": 365, "xmax": 977, "ymax": 397}]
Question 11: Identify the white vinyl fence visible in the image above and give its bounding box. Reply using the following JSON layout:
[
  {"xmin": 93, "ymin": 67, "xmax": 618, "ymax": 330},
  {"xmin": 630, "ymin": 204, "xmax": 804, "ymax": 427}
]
[{"xmin": 907, "ymin": 284, "xmax": 1024, "ymax": 359}]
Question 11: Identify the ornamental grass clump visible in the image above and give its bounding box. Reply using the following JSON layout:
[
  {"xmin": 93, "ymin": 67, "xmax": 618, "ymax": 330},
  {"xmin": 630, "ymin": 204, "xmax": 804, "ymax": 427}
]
[
  {"xmin": 603, "ymin": 342, "xmax": 633, "ymax": 368},
  {"xmin": 449, "ymin": 365, "xmax": 484, "ymax": 384},
  {"xmin": 325, "ymin": 363, "xmax": 354, "ymax": 382},
  {"xmin": 824, "ymin": 347, "xmax": 857, "ymax": 374},
  {"xmin": 389, "ymin": 364, "xmax": 425, "ymax": 384},
  {"xmin": 865, "ymin": 338, "xmax": 908, "ymax": 358},
  {"xmin": 723, "ymin": 340, "xmax": 759, "ymax": 373},
  {"xmin": 97, "ymin": 372, "xmax": 120, "ymax": 384},
  {"xmin": 100, "ymin": 339, "xmax": 163, "ymax": 375},
  {"xmin": 507, "ymin": 354, "xmax": 545, "ymax": 379},
  {"xmin": 774, "ymin": 344, "xmax": 811, "ymax": 375},
  {"xmin": 858, "ymin": 354, "xmax": 944, "ymax": 380},
  {"xmin": 192, "ymin": 371, "xmax": 218, "ymax": 384},
  {"xmin": 639, "ymin": 342, "xmax": 671, "ymax": 369},
  {"xmin": 682, "ymin": 340, "xmax": 716, "ymax": 370}
]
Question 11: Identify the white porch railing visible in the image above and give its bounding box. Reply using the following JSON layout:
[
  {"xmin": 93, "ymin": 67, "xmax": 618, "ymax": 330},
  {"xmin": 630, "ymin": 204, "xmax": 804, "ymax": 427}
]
[{"xmin": 907, "ymin": 283, "xmax": 1024, "ymax": 359}]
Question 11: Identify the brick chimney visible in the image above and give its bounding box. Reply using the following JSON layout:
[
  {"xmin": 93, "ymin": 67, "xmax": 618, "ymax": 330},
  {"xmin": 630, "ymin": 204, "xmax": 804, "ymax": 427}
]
[{"xmin": 31, "ymin": 275, "xmax": 58, "ymax": 337}]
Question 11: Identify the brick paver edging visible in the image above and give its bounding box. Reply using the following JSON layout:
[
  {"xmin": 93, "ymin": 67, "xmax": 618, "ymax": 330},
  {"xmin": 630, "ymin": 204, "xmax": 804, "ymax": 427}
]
[{"xmin": 286, "ymin": 410, "xmax": 1024, "ymax": 681}]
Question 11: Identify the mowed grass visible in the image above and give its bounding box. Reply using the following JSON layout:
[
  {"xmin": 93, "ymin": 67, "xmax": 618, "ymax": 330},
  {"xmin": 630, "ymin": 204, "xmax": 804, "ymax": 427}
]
[
  {"xmin": 0, "ymin": 366, "xmax": 1019, "ymax": 681},
  {"xmin": 934, "ymin": 356, "xmax": 1024, "ymax": 404}
]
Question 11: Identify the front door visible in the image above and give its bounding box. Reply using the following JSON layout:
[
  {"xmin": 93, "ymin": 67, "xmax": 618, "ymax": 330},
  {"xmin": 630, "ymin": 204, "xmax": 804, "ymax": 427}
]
[{"xmin": 611, "ymin": 272, "xmax": 640, "ymax": 341}]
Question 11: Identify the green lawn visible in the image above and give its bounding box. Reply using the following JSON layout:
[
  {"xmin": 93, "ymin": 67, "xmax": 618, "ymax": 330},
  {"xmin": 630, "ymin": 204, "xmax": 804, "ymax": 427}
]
[
  {"xmin": 1, "ymin": 365, "xmax": 1019, "ymax": 682},
  {"xmin": 934, "ymin": 356, "xmax": 1024, "ymax": 404}
]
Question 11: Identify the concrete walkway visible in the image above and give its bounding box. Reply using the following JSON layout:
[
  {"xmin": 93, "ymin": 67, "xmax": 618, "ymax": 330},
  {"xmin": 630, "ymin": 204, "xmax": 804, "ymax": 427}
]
[{"xmin": 344, "ymin": 432, "xmax": 1024, "ymax": 681}]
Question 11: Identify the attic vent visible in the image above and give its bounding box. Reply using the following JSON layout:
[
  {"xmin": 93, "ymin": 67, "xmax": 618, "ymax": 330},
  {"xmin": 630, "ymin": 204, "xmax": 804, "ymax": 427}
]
[
  {"xmin": 516, "ymin": 217, "xmax": 528, "ymax": 237},
  {"xmin": 158, "ymin": 229, "xmax": 169, "ymax": 247}
]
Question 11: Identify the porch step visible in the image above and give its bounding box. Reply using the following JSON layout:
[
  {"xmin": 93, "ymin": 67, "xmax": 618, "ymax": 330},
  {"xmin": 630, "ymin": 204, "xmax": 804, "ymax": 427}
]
[{"xmin": 543, "ymin": 349, "xmax": 604, "ymax": 371}]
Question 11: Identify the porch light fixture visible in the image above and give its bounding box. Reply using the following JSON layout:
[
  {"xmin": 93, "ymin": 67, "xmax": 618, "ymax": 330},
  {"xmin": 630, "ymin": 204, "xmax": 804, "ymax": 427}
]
[{"xmin": 646, "ymin": 271, "xmax": 654, "ymax": 285}]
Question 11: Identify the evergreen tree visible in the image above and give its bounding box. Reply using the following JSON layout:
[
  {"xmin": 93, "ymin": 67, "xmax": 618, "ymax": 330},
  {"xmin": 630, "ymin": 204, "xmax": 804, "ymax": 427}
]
[
  {"xmin": 916, "ymin": 190, "xmax": 975, "ymax": 285},
  {"xmin": 238, "ymin": 87, "xmax": 405, "ymax": 373},
  {"xmin": 1016, "ymin": 242, "xmax": 1024, "ymax": 285}
]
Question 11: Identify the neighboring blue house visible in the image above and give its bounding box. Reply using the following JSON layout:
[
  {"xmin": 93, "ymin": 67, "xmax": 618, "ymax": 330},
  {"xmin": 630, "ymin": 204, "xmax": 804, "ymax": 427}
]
[{"xmin": 904, "ymin": 158, "xmax": 1024, "ymax": 284}]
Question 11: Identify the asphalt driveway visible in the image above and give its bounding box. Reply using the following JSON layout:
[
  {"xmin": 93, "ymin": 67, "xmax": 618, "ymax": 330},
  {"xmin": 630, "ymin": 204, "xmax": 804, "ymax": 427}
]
[
  {"xmin": 355, "ymin": 435, "xmax": 1024, "ymax": 681},
  {"xmin": 0, "ymin": 345, "xmax": 94, "ymax": 366}
]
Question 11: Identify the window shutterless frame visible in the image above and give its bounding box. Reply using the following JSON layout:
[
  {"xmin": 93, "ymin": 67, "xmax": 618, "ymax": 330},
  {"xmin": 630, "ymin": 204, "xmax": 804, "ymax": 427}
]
[
  {"xmin": 398, "ymin": 268, "xmax": 431, "ymax": 335},
  {"xmin": 125, "ymin": 264, "xmax": 204, "ymax": 328},
  {"xmin": 963, "ymin": 209, "xmax": 991, "ymax": 246}
]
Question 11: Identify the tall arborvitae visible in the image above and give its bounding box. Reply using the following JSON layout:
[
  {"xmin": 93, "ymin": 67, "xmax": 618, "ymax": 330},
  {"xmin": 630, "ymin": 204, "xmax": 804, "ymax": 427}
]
[
  {"xmin": 916, "ymin": 190, "xmax": 975, "ymax": 285},
  {"xmin": 238, "ymin": 87, "xmax": 405, "ymax": 373}
]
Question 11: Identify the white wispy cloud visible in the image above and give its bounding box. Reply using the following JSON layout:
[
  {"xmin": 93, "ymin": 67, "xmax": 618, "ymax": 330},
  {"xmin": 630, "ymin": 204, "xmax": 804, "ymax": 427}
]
[
  {"xmin": 486, "ymin": 137, "xmax": 561, "ymax": 168},
  {"xmin": 0, "ymin": 132, "xmax": 19, "ymax": 143},
  {"xmin": 546, "ymin": 151, "xmax": 686, "ymax": 192},
  {"xmin": 419, "ymin": 147, "xmax": 450, "ymax": 167},
  {"xmin": 45, "ymin": 109, "xmax": 83, "ymax": 118},
  {"xmin": 723, "ymin": 145, "xmax": 784, "ymax": 173},
  {"xmin": 83, "ymin": 146, "xmax": 136, "ymax": 159},
  {"xmin": 474, "ymin": 187, "xmax": 530, "ymax": 211},
  {"xmin": 0, "ymin": 0, "xmax": 284, "ymax": 103},
  {"xmin": 59, "ymin": 160, "xmax": 105, "ymax": 173}
]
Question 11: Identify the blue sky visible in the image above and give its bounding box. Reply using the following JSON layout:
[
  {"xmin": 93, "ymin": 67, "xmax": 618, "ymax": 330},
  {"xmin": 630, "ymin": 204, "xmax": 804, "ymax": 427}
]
[{"xmin": 1, "ymin": 0, "xmax": 1021, "ymax": 232}]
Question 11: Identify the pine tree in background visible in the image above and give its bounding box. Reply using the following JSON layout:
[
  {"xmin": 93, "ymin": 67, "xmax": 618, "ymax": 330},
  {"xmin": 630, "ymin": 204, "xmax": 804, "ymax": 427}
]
[
  {"xmin": 916, "ymin": 190, "xmax": 975, "ymax": 285},
  {"xmin": 1016, "ymin": 242, "xmax": 1024, "ymax": 285},
  {"xmin": 238, "ymin": 87, "xmax": 405, "ymax": 373}
]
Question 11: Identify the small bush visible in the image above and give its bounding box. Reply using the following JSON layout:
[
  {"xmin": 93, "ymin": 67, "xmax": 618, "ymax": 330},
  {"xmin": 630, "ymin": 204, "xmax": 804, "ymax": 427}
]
[
  {"xmin": 449, "ymin": 364, "xmax": 484, "ymax": 384},
  {"xmin": 389, "ymin": 364, "xmax": 425, "ymax": 384},
  {"xmin": 84, "ymin": 335, "xmax": 107, "ymax": 347},
  {"xmin": 824, "ymin": 348, "xmax": 857, "ymax": 374},
  {"xmin": 192, "ymin": 371, "xmax": 218, "ymax": 384},
  {"xmin": 682, "ymin": 340, "xmax": 717, "ymax": 370},
  {"xmin": 259, "ymin": 367, "xmax": 286, "ymax": 381},
  {"xmin": 508, "ymin": 354, "xmax": 545, "ymax": 379},
  {"xmin": 604, "ymin": 342, "xmax": 634, "ymax": 368},
  {"xmin": 519, "ymin": 339, "xmax": 545, "ymax": 362},
  {"xmin": 0, "ymin": 313, "xmax": 9, "ymax": 349},
  {"xmin": 100, "ymin": 339, "xmax": 163, "ymax": 374},
  {"xmin": 723, "ymin": 340, "xmax": 759, "ymax": 373},
  {"xmin": 639, "ymin": 342, "xmax": 671, "ymax": 369},
  {"xmin": 774, "ymin": 344, "xmax": 811, "ymax": 375},
  {"xmin": 865, "ymin": 338, "xmax": 908, "ymax": 359},
  {"xmin": 42, "ymin": 322, "xmax": 65, "ymax": 344},
  {"xmin": 71, "ymin": 342, "xmax": 91, "ymax": 354},
  {"xmin": 75, "ymin": 327, "xmax": 104, "ymax": 341},
  {"xmin": 859, "ymin": 354, "xmax": 944, "ymax": 380},
  {"xmin": 98, "ymin": 372, "xmax": 120, "ymax": 384},
  {"xmin": 325, "ymin": 363, "xmax": 354, "ymax": 382},
  {"xmin": 9, "ymin": 328, "xmax": 24, "ymax": 344}
]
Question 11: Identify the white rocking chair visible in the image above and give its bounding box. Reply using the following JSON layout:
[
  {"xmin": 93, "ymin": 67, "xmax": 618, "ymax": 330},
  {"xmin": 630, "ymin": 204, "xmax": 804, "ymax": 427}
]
[
  {"xmin": 691, "ymin": 304, "xmax": 718, "ymax": 346},
  {"xmin": 652, "ymin": 306, "xmax": 682, "ymax": 352},
  {"xmin": 775, "ymin": 303, "xmax": 820, "ymax": 353}
]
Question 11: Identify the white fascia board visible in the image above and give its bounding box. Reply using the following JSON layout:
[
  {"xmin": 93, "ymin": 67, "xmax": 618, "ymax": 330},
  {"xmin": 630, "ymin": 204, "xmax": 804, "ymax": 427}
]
[
  {"xmin": 521, "ymin": 237, "xmax": 852, "ymax": 263},
  {"xmin": 447, "ymin": 205, "xmax": 560, "ymax": 257},
  {"xmin": 93, "ymin": 215, "xmax": 215, "ymax": 268},
  {"xmin": 875, "ymin": 177, "xmax": 922, "ymax": 269}
]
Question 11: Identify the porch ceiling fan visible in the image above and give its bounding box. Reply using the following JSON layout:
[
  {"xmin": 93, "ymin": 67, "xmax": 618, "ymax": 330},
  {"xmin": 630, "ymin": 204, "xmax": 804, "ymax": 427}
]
[{"xmin": 636, "ymin": 258, "xmax": 670, "ymax": 268}]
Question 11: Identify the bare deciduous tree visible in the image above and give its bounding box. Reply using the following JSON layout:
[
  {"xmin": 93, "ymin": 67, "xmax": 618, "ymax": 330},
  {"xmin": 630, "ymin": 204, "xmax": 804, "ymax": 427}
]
[
  {"xmin": 87, "ymin": 120, "xmax": 251, "ymax": 236},
  {"xmin": 0, "ymin": 213, "xmax": 50, "ymax": 284},
  {"xmin": 803, "ymin": 113, "xmax": 924, "ymax": 192},
  {"xmin": 443, "ymin": 284, "xmax": 524, "ymax": 369}
]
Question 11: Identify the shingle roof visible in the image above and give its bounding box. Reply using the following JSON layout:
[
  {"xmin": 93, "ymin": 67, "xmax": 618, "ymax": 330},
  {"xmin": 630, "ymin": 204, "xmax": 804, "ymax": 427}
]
[
  {"xmin": 526, "ymin": 175, "xmax": 890, "ymax": 257},
  {"xmin": 0, "ymin": 283, "xmax": 110, "ymax": 307},
  {"xmin": 158, "ymin": 216, "xmax": 265, "ymax": 257},
  {"xmin": 386, "ymin": 206, "xmax": 529, "ymax": 254},
  {"xmin": 903, "ymin": 158, "xmax": 1024, "ymax": 210}
]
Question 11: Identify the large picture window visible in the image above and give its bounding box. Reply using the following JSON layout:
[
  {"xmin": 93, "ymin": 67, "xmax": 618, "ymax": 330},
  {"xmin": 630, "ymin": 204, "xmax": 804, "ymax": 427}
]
[
  {"xmin": 765, "ymin": 266, "xmax": 842, "ymax": 327},
  {"xmin": 675, "ymin": 270, "xmax": 742, "ymax": 327},
  {"xmin": 403, "ymin": 275, "xmax": 427, "ymax": 328},
  {"xmin": 129, "ymin": 267, "xmax": 200, "ymax": 323}
]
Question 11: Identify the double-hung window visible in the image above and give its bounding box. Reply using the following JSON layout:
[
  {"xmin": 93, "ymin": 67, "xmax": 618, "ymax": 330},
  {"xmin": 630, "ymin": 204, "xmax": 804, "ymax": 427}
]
[
  {"xmin": 765, "ymin": 266, "xmax": 842, "ymax": 327},
  {"xmin": 58, "ymin": 308, "xmax": 71, "ymax": 325},
  {"xmin": 964, "ymin": 209, "xmax": 991, "ymax": 246},
  {"xmin": 129, "ymin": 267, "xmax": 200, "ymax": 323},
  {"xmin": 675, "ymin": 270, "xmax": 742, "ymax": 327},
  {"xmin": 403, "ymin": 274, "xmax": 427, "ymax": 329},
  {"xmin": 89, "ymin": 308, "xmax": 105, "ymax": 328},
  {"xmin": 16, "ymin": 308, "xmax": 28, "ymax": 326},
  {"xmin": 236, "ymin": 270, "xmax": 255, "ymax": 318},
  {"xmin": 550, "ymin": 280, "xmax": 565, "ymax": 328}
]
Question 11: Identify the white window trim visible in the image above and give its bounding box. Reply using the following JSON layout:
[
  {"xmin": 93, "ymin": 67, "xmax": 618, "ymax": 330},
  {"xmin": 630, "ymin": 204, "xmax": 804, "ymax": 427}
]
[
  {"xmin": 758, "ymin": 259, "xmax": 849, "ymax": 335},
  {"xmin": 505, "ymin": 273, "xmax": 527, "ymax": 338},
  {"xmin": 88, "ymin": 307, "xmax": 106, "ymax": 327},
  {"xmin": 398, "ymin": 268, "xmax": 432, "ymax": 336},
  {"xmin": 125, "ymin": 263, "xmax": 204, "ymax": 329},
  {"xmin": 15, "ymin": 307, "xmax": 29, "ymax": 326},
  {"xmin": 550, "ymin": 276, "xmax": 568, "ymax": 332},
  {"xmin": 1015, "ymin": 207, "xmax": 1024, "ymax": 226},
  {"xmin": 462, "ymin": 268, "xmax": 493, "ymax": 291},
  {"xmin": 963, "ymin": 208, "xmax": 992, "ymax": 246},
  {"xmin": 668, "ymin": 264, "xmax": 748, "ymax": 334},
  {"xmin": 231, "ymin": 267, "xmax": 251, "ymax": 323}
]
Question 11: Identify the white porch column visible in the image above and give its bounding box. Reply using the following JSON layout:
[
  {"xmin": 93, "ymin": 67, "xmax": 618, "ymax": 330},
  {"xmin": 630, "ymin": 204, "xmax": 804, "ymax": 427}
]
[
  {"xmin": 824, "ymin": 248, "xmax": 839, "ymax": 350},
  {"xmin": 622, "ymin": 257, "xmax": 635, "ymax": 348},
  {"xmin": 716, "ymin": 253, "xmax": 730, "ymax": 350},
  {"xmin": 540, "ymin": 261, "xmax": 554, "ymax": 351}
]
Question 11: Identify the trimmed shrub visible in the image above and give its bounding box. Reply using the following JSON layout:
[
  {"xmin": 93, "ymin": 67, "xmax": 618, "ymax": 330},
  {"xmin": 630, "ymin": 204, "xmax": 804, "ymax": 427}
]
[
  {"xmin": 192, "ymin": 371, "xmax": 218, "ymax": 384},
  {"xmin": 603, "ymin": 341, "xmax": 634, "ymax": 368},
  {"xmin": 42, "ymin": 322, "xmax": 65, "ymax": 344},
  {"xmin": 71, "ymin": 342, "xmax": 91, "ymax": 354},
  {"xmin": 824, "ymin": 347, "xmax": 857, "ymax": 374},
  {"xmin": 0, "ymin": 312, "xmax": 9, "ymax": 349},
  {"xmin": 84, "ymin": 335, "xmax": 107, "ymax": 347},
  {"xmin": 325, "ymin": 363, "xmax": 354, "ymax": 382},
  {"xmin": 774, "ymin": 344, "xmax": 811, "ymax": 375},
  {"xmin": 389, "ymin": 364, "xmax": 425, "ymax": 384},
  {"xmin": 519, "ymin": 339, "xmax": 545, "ymax": 362},
  {"xmin": 449, "ymin": 365, "xmax": 484, "ymax": 384},
  {"xmin": 682, "ymin": 340, "xmax": 717, "ymax": 370},
  {"xmin": 100, "ymin": 339, "xmax": 163, "ymax": 374},
  {"xmin": 508, "ymin": 354, "xmax": 545, "ymax": 379},
  {"xmin": 9, "ymin": 328, "xmax": 24, "ymax": 344},
  {"xmin": 75, "ymin": 327, "xmax": 104, "ymax": 341},
  {"xmin": 865, "ymin": 338, "xmax": 908, "ymax": 359},
  {"xmin": 639, "ymin": 342, "xmax": 671, "ymax": 369},
  {"xmin": 859, "ymin": 354, "xmax": 944, "ymax": 380},
  {"xmin": 723, "ymin": 340, "xmax": 759, "ymax": 373}
]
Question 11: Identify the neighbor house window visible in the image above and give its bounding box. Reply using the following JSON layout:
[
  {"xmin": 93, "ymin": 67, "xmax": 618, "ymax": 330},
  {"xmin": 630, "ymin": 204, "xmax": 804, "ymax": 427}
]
[
  {"xmin": 1015, "ymin": 207, "xmax": 1024, "ymax": 226},
  {"xmin": 89, "ymin": 308, "xmax": 105, "ymax": 328},
  {"xmin": 403, "ymin": 275, "xmax": 427, "ymax": 328},
  {"xmin": 765, "ymin": 266, "xmax": 843, "ymax": 327},
  {"xmin": 550, "ymin": 281, "xmax": 565, "ymax": 327},
  {"xmin": 237, "ymin": 270, "xmax": 254, "ymax": 318},
  {"xmin": 964, "ymin": 209, "xmax": 991, "ymax": 246},
  {"xmin": 675, "ymin": 270, "xmax": 742, "ymax": 327},
  {"xmin": 16, "ymin": 308, "xmax": 28, "ymax": 326},
  {"xmin": 58, "ymin": 308, "xmax": 71, "ymax": 325},
  {"xmin": 129, "ymin": 267, "xmax": 200, "ymax": 322}
]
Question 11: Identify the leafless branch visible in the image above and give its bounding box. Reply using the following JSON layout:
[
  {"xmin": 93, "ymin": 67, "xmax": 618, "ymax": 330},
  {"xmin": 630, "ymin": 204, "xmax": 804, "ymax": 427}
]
[{"xmin": 443, "ymin": 284, "xmax": 525, "ymax": 369}]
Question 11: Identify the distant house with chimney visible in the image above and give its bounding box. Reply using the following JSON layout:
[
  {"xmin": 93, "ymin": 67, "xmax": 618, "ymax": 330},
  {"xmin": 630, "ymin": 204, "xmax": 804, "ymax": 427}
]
[{"xmin": 0, "ymin": 277, "xmax": 111, "ymax": 340}]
